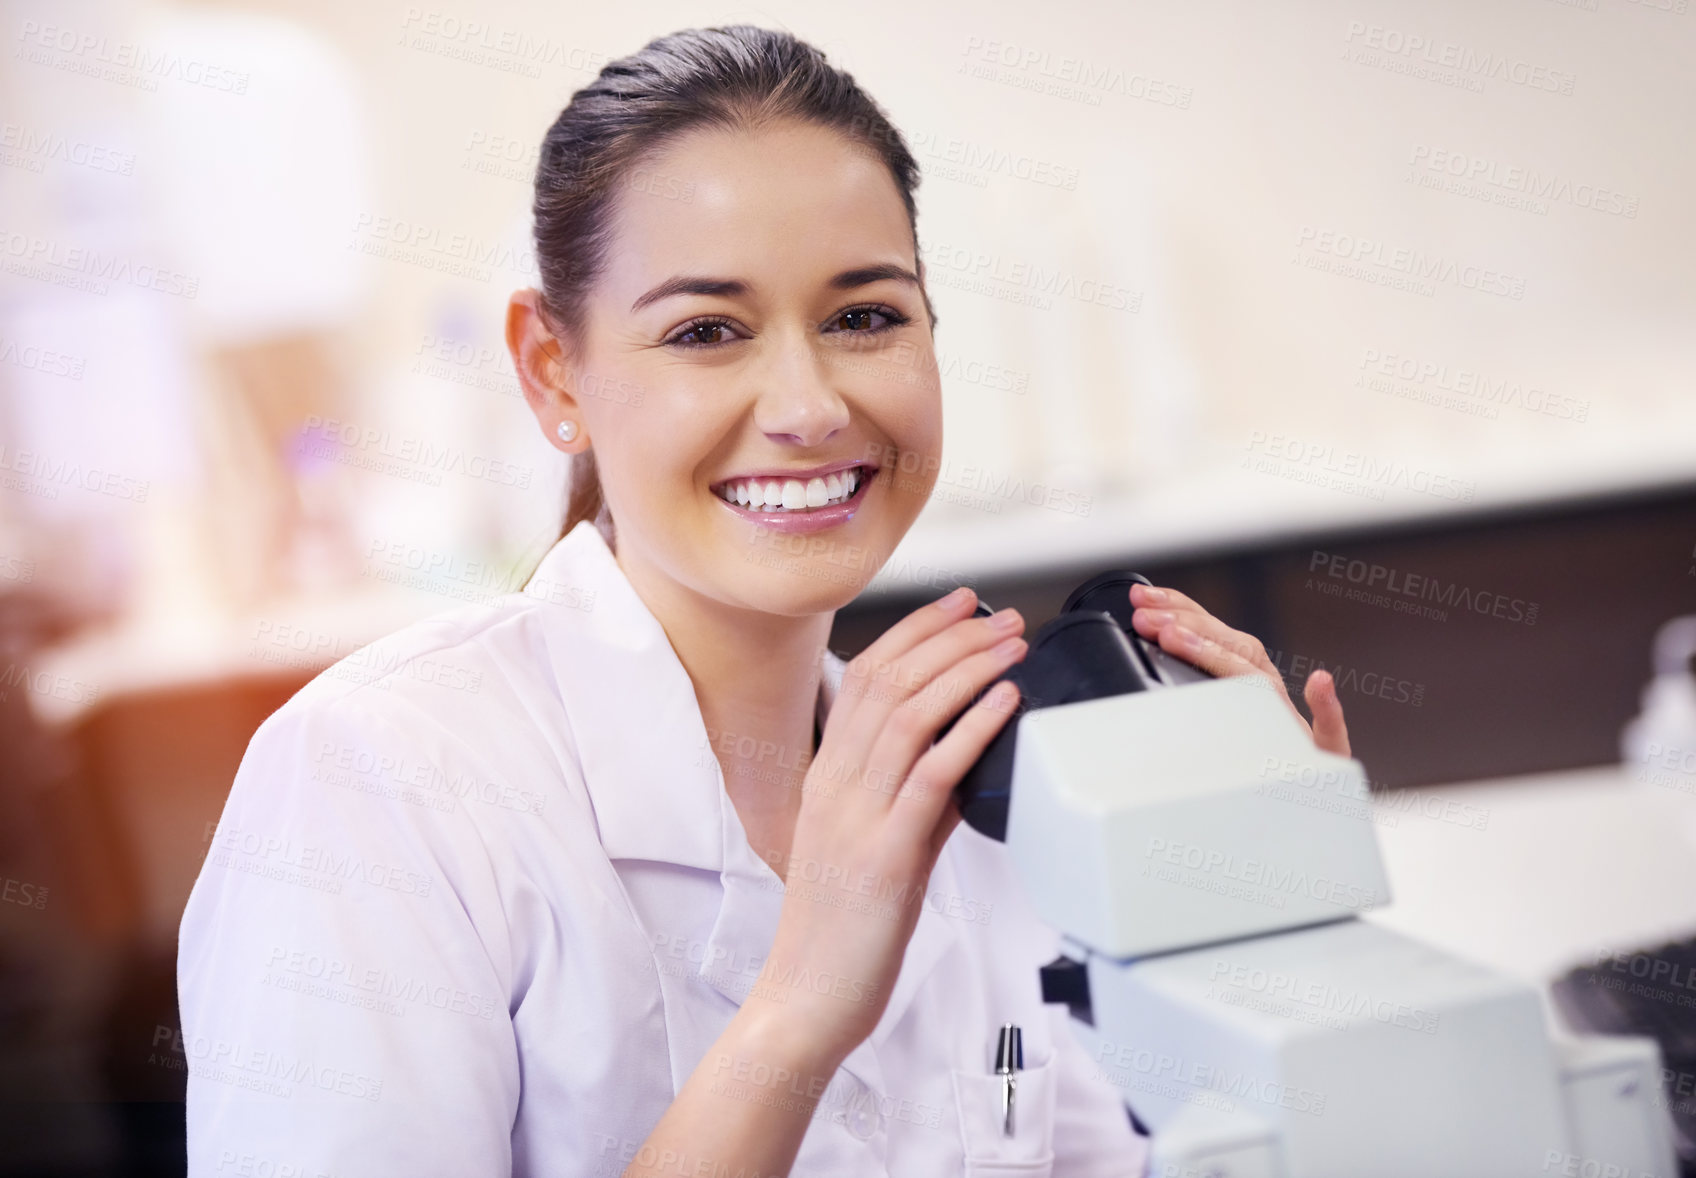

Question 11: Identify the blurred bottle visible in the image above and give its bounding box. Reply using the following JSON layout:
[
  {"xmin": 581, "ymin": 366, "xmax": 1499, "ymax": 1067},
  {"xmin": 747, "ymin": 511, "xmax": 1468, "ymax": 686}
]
[{"xmin": 1621, "ymin": 616, "xmax": 1696, "ymax": 797}]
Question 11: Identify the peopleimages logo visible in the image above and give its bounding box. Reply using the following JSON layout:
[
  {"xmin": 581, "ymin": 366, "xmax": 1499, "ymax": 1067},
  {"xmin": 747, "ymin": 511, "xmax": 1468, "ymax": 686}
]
[
  {"xmin": 1308, "ymin": 550, "xmax": 1539, "ymax": 626},
  {"xmin": 1244, "ymin": 431, "xmax": 1476, "ymax": 504},
  {"xmin": 0, "ymin": 229, "xmax": 200, "ymax": 298},
  {"xmin": 300, "ymin": 416, "xmax": 533, "ymax": 489},
  {"xmin": 1206, "ymin": 959, "xmax": 1440, "ymax": 1035},
  {"xmin": 395, "ymin": 8, "xmax": 613, "ymax": 79},
  {"xmin": 0, "ymin": 444, "xmax": 151, "ymax": 503},
  {"xmin": 0, "ymin": 337, "xmax": 86, "ymax": 380},
  {"xmin": 957, "ymin": 36, "xmax": 1194, "ymax": 109},
  {"xmin": 0, "ymin": 662, "xmax": 102, "ymax": 706},
  {"xmin": 1142, "ymin": 837, "xmax": 1381, "ymax": 911},
  {"xmin": 263, "ymin": 945, "xmax": 499, "ymax": 1020},
  {"xmin": 920, "ymin": 239, "xmax": 1140, "ymax": 313},
  {"xmin": 1341, "ymin": 21, "xmax": 1576, "ymax": 96},
  {"xmin": 1407, "ymin": 145, "xmax": 1639, "ymax": 219},
  {"xmin": 346, "ymin": 212, "xmax": 537, "ymax": 282},
  {"xmin": 1356, "ymin": 348, "xmax": 1590, "ymax": 423},
  {"xmin": 209, "ymin": 824, "xmax": 434, "ymax": 899},
  {"xmin": 0, "ymin": 122, "xmax": 136, "ymax": 175},
  {"xmin": 1092, "ymin": 1040, "xmax": 1328, "ymax": 1116},
  {"xmin": 862, "ymin": 442, "xmax": 1093, "ymax": 517},
  {"xmin": 14, "ymin": 20, "xmax": 252, "ymax": 93},
  {"xmin": 1294, "ymin": 225, "xmax": 1526, "ymax": 300}
]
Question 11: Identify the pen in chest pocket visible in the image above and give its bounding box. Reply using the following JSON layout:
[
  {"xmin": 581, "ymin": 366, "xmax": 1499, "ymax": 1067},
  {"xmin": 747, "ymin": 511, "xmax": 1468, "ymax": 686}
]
[{"xmin": 994, "ymin": 1023, "xmax": 1023, "ymax": 1136}]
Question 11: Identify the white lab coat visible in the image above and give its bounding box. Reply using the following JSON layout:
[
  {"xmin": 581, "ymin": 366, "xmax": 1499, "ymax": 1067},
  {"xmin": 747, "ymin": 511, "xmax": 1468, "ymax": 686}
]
[{"xmin": 177, "ymin": 520, "xmax": 1151, "ymax": 1176}]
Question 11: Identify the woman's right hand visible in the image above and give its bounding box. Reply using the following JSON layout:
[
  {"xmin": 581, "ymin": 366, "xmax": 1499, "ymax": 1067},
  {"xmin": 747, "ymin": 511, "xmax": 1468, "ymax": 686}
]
[{"xmin": 749, "ymin": 586, "xmax": 1027, "ymax": 1069}]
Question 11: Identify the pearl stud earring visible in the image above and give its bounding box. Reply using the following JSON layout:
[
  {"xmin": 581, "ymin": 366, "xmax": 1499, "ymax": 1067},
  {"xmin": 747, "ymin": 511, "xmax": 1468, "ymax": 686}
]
[{"xmin": 556, "ymin": 420, "xmax": 578, "ymax": 443}]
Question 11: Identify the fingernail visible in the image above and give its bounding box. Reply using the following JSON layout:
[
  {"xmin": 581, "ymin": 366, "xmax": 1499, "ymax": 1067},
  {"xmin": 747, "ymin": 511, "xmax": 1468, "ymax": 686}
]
[
  {"xmin": 1134, "ymin": 584, "xmax": 1168, "ymax": 605},
  {"xmin": 993, "ymin": 636, "xmax": 1026, "ymax": 658},
  {"xmin": 990, "ymin": 608, "xmax": 1022, "ymax": 632},
  {"xmin": 941, "ymin": 586, "xmax": 972, "ymax": 610},
  {"xmin": 1138, "ymin": 608, "xmax": 1176, "ymax": 627},
  {"xmin": 1172, "ymin": 625, "xmax": 1203, "ymax": 652}
]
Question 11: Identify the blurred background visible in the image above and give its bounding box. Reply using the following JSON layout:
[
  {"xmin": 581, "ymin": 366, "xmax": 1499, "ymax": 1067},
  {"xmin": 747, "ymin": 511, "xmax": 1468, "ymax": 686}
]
[{"xmin": 0, "ymin": 0, "xmax": 1692, "ymax": 1171}]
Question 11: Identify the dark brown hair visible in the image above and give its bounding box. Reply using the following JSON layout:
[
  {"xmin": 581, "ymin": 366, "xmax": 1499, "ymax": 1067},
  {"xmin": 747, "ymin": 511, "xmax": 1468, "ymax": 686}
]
[{"xmin": 530, "ymin": 24, "xmax": 933, "ymax": 551}]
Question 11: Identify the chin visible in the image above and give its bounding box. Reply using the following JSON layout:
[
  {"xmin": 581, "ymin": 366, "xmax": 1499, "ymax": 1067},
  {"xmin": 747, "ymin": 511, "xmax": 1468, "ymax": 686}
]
[{"xmin": 727, "ymin": 548, "xmax": 879, "ymax": 617}]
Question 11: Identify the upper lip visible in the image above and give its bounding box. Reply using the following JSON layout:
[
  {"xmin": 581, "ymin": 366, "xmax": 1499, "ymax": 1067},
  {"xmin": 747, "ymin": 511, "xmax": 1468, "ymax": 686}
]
[{"xmin": 711, "ymin": 459, "xmax": 874, "ymax": 490}]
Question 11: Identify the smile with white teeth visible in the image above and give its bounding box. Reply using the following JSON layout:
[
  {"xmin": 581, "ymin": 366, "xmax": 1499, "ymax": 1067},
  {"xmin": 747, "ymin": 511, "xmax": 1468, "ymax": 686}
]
[{"xmin": 715, "ymin": 465, "xmax": 868, "ymax": 512}]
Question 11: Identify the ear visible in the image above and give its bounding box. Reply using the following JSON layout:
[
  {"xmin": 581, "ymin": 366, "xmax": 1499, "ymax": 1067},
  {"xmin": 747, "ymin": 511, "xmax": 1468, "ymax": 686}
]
[{"xmin": 506, "ymin": 288, "xmax": 585, "ymax": 451}]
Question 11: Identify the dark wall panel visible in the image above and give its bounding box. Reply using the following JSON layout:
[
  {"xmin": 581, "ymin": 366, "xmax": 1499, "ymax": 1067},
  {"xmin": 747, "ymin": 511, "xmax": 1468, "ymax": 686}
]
[{"xmin": 833, "ymin": 483, "xmax": 1696, "ymax": 790}]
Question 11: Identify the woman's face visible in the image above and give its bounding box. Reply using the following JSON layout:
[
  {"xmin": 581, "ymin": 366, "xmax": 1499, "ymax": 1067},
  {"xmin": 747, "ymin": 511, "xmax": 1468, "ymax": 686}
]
[{"xmin": 535, "ymin": 118, "xmax": 941, "ymax": 617}]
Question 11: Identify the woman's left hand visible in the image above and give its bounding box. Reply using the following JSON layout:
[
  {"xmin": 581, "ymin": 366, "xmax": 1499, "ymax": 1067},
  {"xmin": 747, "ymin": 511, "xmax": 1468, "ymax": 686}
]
[{"xmin": 1128, "ymin": 582, "xmax": 1352, "ymax": 758}]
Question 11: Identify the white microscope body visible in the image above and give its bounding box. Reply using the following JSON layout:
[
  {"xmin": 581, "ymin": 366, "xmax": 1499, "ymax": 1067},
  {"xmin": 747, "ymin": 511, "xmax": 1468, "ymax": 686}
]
[{"xmin": 1004, "ymin": 675, "xmax": 1678, "ymax": 1178}]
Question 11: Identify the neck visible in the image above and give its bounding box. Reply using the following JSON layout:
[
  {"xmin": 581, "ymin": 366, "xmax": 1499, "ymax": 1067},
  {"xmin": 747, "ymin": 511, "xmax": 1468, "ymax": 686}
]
[{"xmin": 615, "ymin": 542, "xmax": 833, "ymax": 883}]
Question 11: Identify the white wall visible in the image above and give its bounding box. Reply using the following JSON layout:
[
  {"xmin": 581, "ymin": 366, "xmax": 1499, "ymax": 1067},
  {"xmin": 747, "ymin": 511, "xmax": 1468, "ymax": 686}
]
[{"xmin": 4, "ymin": 0, "xmax": 1692, "ymax": 602}]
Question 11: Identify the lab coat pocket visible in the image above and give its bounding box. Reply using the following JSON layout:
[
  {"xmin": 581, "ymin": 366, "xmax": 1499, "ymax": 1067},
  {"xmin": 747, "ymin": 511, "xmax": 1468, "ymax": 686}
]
[{"xmin": 950, "ymin": 1054, "xmax": 1057, "ymax": 1177}]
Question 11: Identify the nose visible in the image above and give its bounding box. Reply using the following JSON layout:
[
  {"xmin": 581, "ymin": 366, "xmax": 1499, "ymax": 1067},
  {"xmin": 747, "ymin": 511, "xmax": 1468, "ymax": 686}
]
[{"xmin": 751, "ymin": 327, "xmax": 851, "ymax": 448}]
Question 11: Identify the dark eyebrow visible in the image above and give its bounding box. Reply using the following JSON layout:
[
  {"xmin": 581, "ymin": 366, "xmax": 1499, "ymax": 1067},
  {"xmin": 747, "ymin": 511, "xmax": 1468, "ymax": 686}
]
[
  {"xmin": 630, "ymin": 276, "xmax": 747, "ymax": 314},
  {"xmin": 630, "ymin": 263, "xmax": 920, "ymax": 314},
  {"xmin": 828, "ymin": 263, "xmax": 921, "ymax": 292}
]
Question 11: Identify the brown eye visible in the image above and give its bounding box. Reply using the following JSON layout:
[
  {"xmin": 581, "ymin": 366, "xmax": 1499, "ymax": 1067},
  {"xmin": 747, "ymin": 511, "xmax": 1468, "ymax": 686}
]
[
  {"xmin": 829, "ymin": 305, "xmax": 908, "ymax": 336},
  {"xmin": 667, "ymin": 317, "xmax": 738, "ymax": 348}
]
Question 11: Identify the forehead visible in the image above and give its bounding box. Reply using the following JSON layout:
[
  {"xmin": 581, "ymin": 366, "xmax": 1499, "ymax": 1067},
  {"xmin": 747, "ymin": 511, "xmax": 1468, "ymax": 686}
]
[{"xmin": 599, "ymin": 119, "xmax": 915, "ymax": 304}]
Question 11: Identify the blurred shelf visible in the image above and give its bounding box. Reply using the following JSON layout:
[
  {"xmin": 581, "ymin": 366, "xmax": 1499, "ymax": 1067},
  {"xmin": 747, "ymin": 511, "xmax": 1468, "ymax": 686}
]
[
  {"xmin": 25, "ymin": 582, "xmax": 448, "ymax": 730},
  {"xmin": 870, "ymin": 435, "xmax": 1696, "ymax": 593}
]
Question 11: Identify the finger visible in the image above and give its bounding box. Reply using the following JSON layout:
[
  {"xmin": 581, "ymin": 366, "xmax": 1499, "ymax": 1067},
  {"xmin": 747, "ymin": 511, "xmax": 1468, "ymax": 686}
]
[
  {"xmin": 1154, "ymin": 621, "xmax": 1260, "ymax": 681},
  {"xmin": 1304, "ymin": 671, "xmax": 1352, "ymax": 757},
  {"xmin": 835, "ymin": 606, "xmax": 1025, "ymax": 751},
  {"xmin": 1130, "ymin": 582, "xmax": 1207, "ymax": 616},
  {"xmin": 1131, "ymin": 600, "xmax": 1273, "ymax": 678},
  {"xmin": 927, "ymin": 795, "xmax": 966, "ymax": 863},
  {"xmin": 1159, "ymin": 622, "xmax": 1312, "ymax": 733},
  {"xmin": 866, "ymin": 635, "xmax": 1027, "ymax": 796},
  {"xmin": 838, "ymin": 586, "xmax": 984, "ymax": 718},
  {"xmin": 899, "ymin": 679, "xmax": 1022, "ymax": 854}
]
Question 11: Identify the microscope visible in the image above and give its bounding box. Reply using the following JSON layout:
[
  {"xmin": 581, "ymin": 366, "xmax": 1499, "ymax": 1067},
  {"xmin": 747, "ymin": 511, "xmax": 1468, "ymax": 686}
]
[{"xmin": 943, "ymin": 572, "xmax": 1678, "ymax": 1178}]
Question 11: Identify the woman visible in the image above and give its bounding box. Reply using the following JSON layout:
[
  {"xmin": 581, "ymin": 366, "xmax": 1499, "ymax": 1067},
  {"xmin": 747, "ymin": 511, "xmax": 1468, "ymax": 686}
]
[{"xmin": 178, "ymin": 25, "xmax": 1350, "ymax": 1177}]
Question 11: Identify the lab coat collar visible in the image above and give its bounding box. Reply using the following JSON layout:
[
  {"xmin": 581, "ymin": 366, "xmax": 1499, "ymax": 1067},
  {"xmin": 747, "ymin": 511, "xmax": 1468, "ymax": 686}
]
[
  {"xmin": 527, "ymin": 521, "xmax": 726, "ymax": 871},
  {"xmin": 529, "ymin": 521, "xmax": 963, "ymax": 1087},
  {"xmin": 526, "ymin": 520, "xmax": 854, "ymax": 873}
]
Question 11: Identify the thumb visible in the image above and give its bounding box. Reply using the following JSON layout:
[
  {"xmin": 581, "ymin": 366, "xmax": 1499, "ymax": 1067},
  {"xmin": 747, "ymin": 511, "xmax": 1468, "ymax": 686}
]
[{"xmin": 1304, "ymin": 670, "xmax": 1352, "ymax": 758}]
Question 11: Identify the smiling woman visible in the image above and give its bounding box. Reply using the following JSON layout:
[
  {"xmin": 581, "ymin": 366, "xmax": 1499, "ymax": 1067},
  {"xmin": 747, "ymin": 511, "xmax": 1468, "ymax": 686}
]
[
  {"xmin": 518, "ymin": 30, "xmax": 940, "ymax": 562},
  {"xmin": 510, "ymin": 85, "xmax": 946, "ymax": 615},
  {"xmin": 177, "ymin": 23, "xmax": 1153, "ymax": 1178}
]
